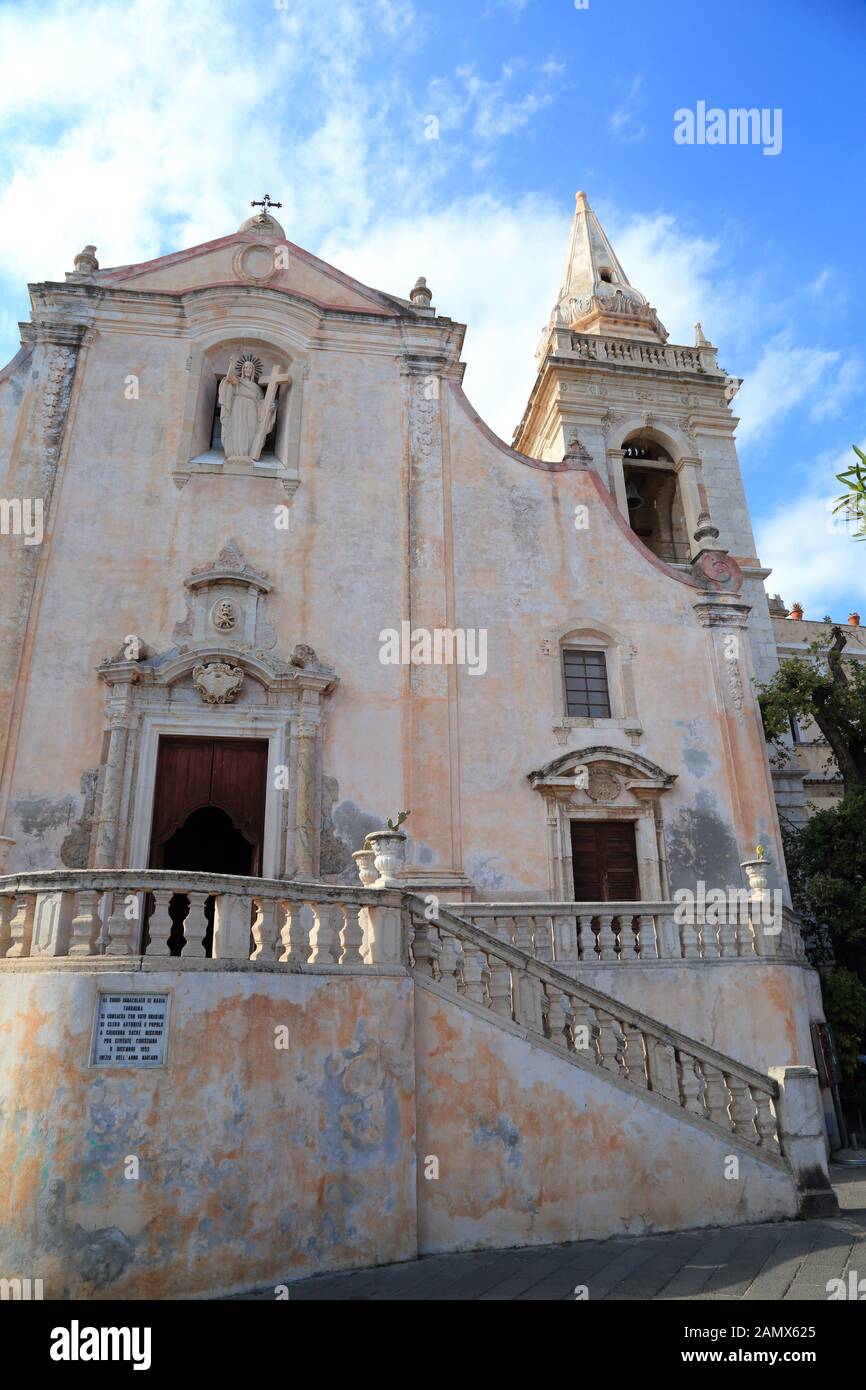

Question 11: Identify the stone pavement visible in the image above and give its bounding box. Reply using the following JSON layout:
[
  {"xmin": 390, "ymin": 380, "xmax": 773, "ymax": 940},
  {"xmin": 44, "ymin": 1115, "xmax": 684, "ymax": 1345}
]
[{"xmin": 227, "ymin": 1166, "xmax": 866, "ymax": 1301}]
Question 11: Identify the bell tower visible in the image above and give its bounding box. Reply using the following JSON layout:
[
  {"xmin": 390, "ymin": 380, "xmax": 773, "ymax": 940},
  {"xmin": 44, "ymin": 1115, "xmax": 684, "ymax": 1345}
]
[{"xmin": 513, "ymin": 191, "xmax": 777, "ymax": 682}]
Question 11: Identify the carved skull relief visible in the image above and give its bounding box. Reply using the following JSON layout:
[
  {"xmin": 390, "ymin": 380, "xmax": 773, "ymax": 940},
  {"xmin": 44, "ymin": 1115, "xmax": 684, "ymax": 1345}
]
[{"xmin": 211, "ymin": 599, "xmax": 237, "ymax": 632}]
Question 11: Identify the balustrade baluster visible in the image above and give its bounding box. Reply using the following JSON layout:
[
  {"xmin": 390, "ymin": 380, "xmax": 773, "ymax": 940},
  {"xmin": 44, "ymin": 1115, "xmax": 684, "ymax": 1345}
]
[
  {"xmin": 338, "ymin": 903, "xmax": 365, "ymax": 965},
  {"xmin": 460, "ymin": 938, "xmax": 487, "ymax": 1004},
  {"xmin": 596, "ymin": 1010, "xmax": 626, "ymax": 1074},
  {"xmin": 597, "ymin": 913, "xmax": 617, "ymax": 962},
  {"xmin": 726, "ymin": 1074, "xmax": 758, "ymax": 1141},
  {"xmin": 679, "ymin": 1055, "xmax": 707, "ymax": 1117},
  {"xmin": 146, "ymin": 890, "xmax": 174, "ymax": 957},
  {"xmin": 577, "ymin": 913, "xmax": 596, "ymax": 961},
  {"xmin": 533, "ymin": 915, "xmax": 555, "ymax": 966},
  {"xmin": 251, "ymin": 898, "xmax": 281, "ymax": 961},
  {"xmin": 622, "ymin": 1023, "xmax": 648, "ymax": 1086},
  {"xmin": 752, "ymin": 1091, "xmax": 780, "ymax": 1150},
  {"xmin": 104, "ymin": 891, "xmax": 134, "ymax": 957},
  {"xmin": 0, "ymin": 893, "xmax": 17, "ymax": 958},
  {"xmin": 411, "ymin": 915, "xmax": 442, "ymax": 979},
  {"xmin": 543, "ymin": 983, "xmax": 569, "ymax": 1049},
  {"xmin": 568, "ymin": 998, "xmax": 597, "ymax": 1058},
  {"xmin": 718, "ymin": 906, "xmax": 738, "ymax": 958},
  {"xmin": 702, "ymin": 1065, "xmax": 732, "ymax": 1129},
  {"xmin": 435, "ymin": 929, "xmax": 462, "ymax": 990},
  {"xmin": 278, "ymin": 900, "xmax": 306, "ymax": 963},
  {"xmin": 680, "ymin": 910, "xmax": 700, "ymax": 960},
  {"xmin": 635, "ymin": 914, "xmax": 655, "ymax": 958},
  {"xmin": 513, "ymin": 915, "xmax": 534, "ymax": 959},
  {"xmin": 181, "ymin": 891, "xmax": 209, "ymax": 958},
  {"xmin": 701, "ymin": 913, "xmax": 721, "ymax": 960},
  {"xmin": 734, "ymin": 908, "xmax": 754, "ymax": 956},
  {"xmin": 68, "ymin": 889, "xmax": 103, "ymax": 957},
  {"xmin": 308, "ymin": 900, "xmax": 339, "ymax": 964}
]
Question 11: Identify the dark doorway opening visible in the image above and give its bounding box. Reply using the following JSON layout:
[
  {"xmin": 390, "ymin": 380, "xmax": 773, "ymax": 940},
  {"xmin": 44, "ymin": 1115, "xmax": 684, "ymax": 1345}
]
[
  {"xmin": 571, "ymin": 820, "xmax": 639, "ymax": 901},
  {"xmin": 161, "ymin": 804, "xmax": 255, "ymax": 877}
]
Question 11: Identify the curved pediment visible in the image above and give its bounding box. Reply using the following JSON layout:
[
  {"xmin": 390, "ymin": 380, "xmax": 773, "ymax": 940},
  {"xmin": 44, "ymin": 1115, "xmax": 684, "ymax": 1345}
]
[
  {"xmin": 98, "ymin": 642, "xmax": 337, "ymax": 698},
  {"xmin": 528, "ymin": 745, "xmax": 676, "ymax": 789}
]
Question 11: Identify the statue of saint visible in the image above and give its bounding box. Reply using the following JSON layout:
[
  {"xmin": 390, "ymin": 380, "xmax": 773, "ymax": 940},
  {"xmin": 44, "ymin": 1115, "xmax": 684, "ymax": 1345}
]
[{"xmin": 217, "ymin": 356, "xmax": 276, "ymax": 461}]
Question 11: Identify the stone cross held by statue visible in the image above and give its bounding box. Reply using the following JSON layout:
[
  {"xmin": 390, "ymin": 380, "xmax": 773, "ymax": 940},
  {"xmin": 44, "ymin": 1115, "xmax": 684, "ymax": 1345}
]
[{"xmin": 250, "ymin": 364, "xmax": 291, "ymax": 460}]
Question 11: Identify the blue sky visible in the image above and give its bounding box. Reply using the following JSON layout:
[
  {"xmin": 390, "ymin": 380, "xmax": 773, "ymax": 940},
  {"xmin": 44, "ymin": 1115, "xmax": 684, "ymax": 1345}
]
[{"xmin": 0, "ymin": 0, "xmax": 863, "ymax": 615}]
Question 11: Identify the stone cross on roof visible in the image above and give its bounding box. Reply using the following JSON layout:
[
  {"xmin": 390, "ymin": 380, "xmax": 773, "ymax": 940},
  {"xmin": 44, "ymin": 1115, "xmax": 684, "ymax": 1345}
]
[{"xmin": 250, "ymin": 194, "xmax": 282, "ymax": 218}]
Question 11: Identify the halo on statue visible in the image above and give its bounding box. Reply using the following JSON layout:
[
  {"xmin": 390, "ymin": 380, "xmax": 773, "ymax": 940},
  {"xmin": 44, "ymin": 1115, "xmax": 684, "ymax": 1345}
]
[{"xmin": 235, "ymin": 353, "xmax": 264, "ymax": 381}]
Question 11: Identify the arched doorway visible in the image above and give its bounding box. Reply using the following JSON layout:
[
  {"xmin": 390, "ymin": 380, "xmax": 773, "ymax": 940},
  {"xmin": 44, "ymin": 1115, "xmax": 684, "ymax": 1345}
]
[{"xmin": 144, "ymin": 736, "xmax": 268, "ymax": 955}]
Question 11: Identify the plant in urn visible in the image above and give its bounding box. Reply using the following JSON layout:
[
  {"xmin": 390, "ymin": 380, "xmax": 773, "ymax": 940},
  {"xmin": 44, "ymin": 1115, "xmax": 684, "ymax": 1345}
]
[{"xmin": 366, "ymin": 811, "xmax": 410, "ymax": 887}]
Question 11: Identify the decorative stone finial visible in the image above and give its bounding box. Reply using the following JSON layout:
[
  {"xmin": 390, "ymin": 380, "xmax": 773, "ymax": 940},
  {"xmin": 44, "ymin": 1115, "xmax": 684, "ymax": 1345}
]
[
  {"xmin": 72, "ymin": 245, "xmax": 99, "ymax": 278},
  {"xmin": 410, "ymin": 276, "xmax": 433, "ymax": 308},
  {"xmin": 693, "ymin": 511, "xmax": 720, "ymax": 544},
  {"xmin": 575, "ymin": 190, "xmax": 589, "ymax": 210},
  {"xmin": 695, "ymin": 321, "xmax": 710, "ymax": 347}
]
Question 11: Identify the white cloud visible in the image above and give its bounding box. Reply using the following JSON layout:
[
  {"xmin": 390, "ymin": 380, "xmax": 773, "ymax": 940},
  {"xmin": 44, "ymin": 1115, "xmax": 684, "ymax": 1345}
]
[
  {"xmin": 806, "ymin": 268, "xmax": 833, "ymax": 296},
  {"xmin": 810, "ymin": 355, "xmax": 863, "ymax": 423},
  {"xmin": 426, "ymin": 60, "xmax": 559, "ymax": 142},
  {"xmin": 608, "ymin": 77, "xmax": 646, "ymax": 143},
  {"xmin": 320, "ymin": 193, "xmax": 567, "ymax": 441},
  {"xmin": 756, "ymin": 442, "xmax": 866, "ymax": 618},
  {"xmin": 734, "ymin": 337, "xmax": 842, "ymax": 444}
]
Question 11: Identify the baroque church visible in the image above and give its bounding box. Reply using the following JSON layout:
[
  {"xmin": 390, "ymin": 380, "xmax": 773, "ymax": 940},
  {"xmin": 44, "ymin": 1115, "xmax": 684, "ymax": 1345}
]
[{"xmin": 0, "ymin": 193, "xmax": 837, "ymax": 1298}]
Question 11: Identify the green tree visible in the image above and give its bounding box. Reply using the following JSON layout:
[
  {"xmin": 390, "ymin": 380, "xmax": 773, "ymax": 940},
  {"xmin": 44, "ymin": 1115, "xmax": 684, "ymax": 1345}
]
[
  {"xmin": 759, "ymin": 627, "xmax": 866, "ymax": 1085},
  {"xmin": 758, "ymin": 625, "xmax": 866, "ymax": 793},
  {"xmin": 833, "ymin": 443, "xmax": 866, "ymax": 540}
]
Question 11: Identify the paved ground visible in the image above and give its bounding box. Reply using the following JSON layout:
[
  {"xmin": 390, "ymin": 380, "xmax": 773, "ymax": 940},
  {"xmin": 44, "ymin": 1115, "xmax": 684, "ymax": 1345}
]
[{"xmin": 228, "ymin": 1165, "xmax": 866, "ymax": 1301}]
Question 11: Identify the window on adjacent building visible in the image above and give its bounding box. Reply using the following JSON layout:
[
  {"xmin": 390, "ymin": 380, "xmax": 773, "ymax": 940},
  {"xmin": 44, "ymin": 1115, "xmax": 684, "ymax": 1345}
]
[{"xmin": 563, "ymin": 648, "xmax": 611, "ymax": 718}]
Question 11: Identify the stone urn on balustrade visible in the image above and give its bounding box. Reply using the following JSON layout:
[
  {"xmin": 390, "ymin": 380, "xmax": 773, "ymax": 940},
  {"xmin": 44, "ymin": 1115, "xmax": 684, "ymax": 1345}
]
[
  {"xmin": 365, "ymin": 830, "xmax": 408, "ymax": 888},
  {"xmin": 741, "ymin": 851, "xmax": 770, "ymax": 895},
  {"xmin": 352, "ymin": 847, "xmax": 378, "ymax": 887}
]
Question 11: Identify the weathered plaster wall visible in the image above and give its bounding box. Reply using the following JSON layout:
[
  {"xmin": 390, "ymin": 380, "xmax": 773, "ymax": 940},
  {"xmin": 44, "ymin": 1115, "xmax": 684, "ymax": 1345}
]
[
  {"xmin": 0, "ymin": 963, "xmax": 804, "ymax": 1295},
  {"xmin": 414, "ymin": 983, "xmax": 798, "ymax": 1256},
  {"xmin": 0, "ymin": 965, "xmax": 416, "ymax": 1299}
]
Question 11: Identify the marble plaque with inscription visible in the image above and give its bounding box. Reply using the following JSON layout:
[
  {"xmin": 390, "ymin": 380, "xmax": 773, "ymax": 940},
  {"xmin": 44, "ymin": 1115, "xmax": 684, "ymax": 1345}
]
[{"xmin": 92, "ymin": 993, "xmax": 170, "ymax": 1067}]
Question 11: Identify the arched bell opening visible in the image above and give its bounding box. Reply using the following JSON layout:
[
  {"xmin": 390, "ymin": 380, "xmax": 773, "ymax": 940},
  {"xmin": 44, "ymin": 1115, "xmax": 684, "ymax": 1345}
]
[{"xmin": 621, "ymin": 431, "xmax": 689, "ymax": 564}]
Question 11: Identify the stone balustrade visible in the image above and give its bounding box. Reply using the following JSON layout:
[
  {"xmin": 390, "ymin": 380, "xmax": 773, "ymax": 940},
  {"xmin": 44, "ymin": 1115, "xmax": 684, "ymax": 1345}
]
[
  {"xmin": 456, "ymin": 902, "xmax": 807, "ymax": 966},
  {"xmin": 0, "ymin": 873, "xmax": 807, "ymax": 971},
  {"xmin": 407, "ymin": 897, "xmax": 783, "ymax": 1157},
  {"xmin": 569, "ymin": 333, "xmax": 715, "ymax": 373},
  {"xmin": 0, "ymin": 870, "xmax": 405, "ymax": 967}
]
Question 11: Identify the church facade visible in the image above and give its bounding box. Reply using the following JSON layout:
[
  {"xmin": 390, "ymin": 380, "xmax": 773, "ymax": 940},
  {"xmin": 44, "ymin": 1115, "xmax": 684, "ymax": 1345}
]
[{"xmin": 0, "ymin": 195, "xmax": 836, "ymax": 1298}]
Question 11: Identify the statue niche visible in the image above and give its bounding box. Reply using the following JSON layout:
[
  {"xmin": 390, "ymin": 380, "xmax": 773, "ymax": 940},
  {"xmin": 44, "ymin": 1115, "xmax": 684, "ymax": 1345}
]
[{"xmin": 217, "ymin": 353, "xmax": 288, "ymax": 464}]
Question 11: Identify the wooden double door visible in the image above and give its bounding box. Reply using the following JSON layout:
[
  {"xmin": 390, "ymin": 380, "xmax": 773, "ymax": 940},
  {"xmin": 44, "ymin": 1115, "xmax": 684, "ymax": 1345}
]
[
  {"xmin": 148, "ymin": 737, "xmax": 268, "ymax": 876},
  {"xmin": 570, "ymin": 820, "xmax": 639, "ymax": 902}
]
